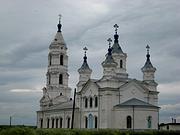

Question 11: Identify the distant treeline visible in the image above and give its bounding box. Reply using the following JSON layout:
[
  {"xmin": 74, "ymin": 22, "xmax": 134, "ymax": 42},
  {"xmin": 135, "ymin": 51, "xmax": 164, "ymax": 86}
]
[{"xmin": 0, "ymin": 127, "xmax": 180, "ymax": 135}]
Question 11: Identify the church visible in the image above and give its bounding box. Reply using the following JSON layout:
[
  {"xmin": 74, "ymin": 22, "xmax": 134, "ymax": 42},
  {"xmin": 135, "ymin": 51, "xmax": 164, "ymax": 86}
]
[{"xmin": 37, "ymin": 17, "xmax": 160, "ymax": 130}]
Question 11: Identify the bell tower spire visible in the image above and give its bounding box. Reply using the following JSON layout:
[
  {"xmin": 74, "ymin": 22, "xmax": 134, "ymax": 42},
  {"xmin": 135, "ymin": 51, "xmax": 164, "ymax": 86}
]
[
  {"xmin": 57, "ymin": 14, "xmax": 62, "ymax": 32},
  {"xmin": 77, "ymin": 47, "xmax": 92, "ymax": 91},
  {"xmin": 141, "ymin": 45, "xmax": 156, "ymax": 83}
]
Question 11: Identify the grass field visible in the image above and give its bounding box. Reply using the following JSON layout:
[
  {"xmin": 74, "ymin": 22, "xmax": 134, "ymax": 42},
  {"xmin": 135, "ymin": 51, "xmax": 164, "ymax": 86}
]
[{"xmin": 0, "ymin": 126, "xmax": 180, "ymax": 135}]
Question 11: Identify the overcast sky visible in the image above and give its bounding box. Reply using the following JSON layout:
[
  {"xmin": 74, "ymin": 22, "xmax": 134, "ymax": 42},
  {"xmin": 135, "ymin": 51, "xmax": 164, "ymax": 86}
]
[{"xmin": 0, "ymin": 0, "xmax": 180, "ymax": 125}]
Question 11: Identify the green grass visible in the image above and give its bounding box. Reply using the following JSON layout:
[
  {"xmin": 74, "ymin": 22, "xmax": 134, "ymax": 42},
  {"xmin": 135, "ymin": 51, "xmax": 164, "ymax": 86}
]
[{"xmin": 0, "ymin": 127, "xmax": 180, "ymax": 135}]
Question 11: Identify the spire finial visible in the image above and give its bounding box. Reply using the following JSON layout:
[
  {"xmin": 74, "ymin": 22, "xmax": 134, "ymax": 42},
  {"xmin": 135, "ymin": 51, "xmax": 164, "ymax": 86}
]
[
  {"xmin": 146, "ymin": 45, "xmax": 150, "ymax": 61},
  {"xmin": 57, "ymin": 14, "xmax": 62, "ymax": 32},
  {"xmin": 107, "ymin": 38, "xmax": 112, "ymax": 55},
  {"xmin": 114, "ymin": 24, "xmax": 119, "ymax": 34},
  {"xmin": 113, "ymin": 24, "xmax": 119, "ymax": 43},
  {"xmin": 83, "ymin": 47, "xmax": 88, "ymax": 62}
]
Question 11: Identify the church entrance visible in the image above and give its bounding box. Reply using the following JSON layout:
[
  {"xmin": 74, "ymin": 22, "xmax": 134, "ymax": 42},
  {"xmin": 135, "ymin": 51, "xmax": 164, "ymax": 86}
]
[{"xmin": 88, "ymin": 114, "xmax": 93, "ymax": 128}]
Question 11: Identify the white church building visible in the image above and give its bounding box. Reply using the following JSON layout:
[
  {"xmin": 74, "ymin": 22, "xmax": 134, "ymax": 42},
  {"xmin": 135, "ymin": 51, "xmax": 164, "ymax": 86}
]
[{"xmin": 37, "ymin": 18, "xmax": 160, "ymax": 130}]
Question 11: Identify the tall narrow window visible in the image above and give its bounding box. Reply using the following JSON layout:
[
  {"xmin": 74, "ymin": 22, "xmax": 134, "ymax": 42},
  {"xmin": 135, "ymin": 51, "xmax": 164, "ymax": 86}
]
[
  {"xmin": 49, "ymin": 54, "xmax": 52, "ymax": 66},
  {"xmin": 56, "ymin": 118, "xmax": 58, "ymax": 128},
  {"xmin": 67, "ymin": 117, "xmax": 70, "ymax": 128},
  {"xmin": 48, "ymin": 74, "xmax": 51, "ymax": 85},
  {"xmin": 120, "ymin": 60, "xmax": 123, "ymax": 68},
  {"xmin": 88, "ymin": 114, "xmax": 93, "ymax": 129},
  {"xmin": 147, "ymin": 116, "xmax": 152, "ymax": 128},
  {"xmin": 95, "ymin": 116, "xmax": 98, "ymax": 128},
  {"xmin": 90, "ymin": 97, "xmax": 93, "ymax": 108},
  {"xmin": 59, "ymin": 74, "xmax": 63, "ymax": 84},
  {"xmin": 52, "ymin": 118, "xmax": 54, "ymax": 128},
  {"xmin": 85, "ymin": 116, "xmax": 88, "ymax": 128},
  {"xmin": 85, "ymin": 97, "xmax": 88, "ymax": 108},
  {"xmin": 60, "ymin": 117, "xmax": 63, "ymax": 128},
  {"xmin": 60, "ymin": 55, "xmax": 63, "ymax": 65},
  {"xmin": 127, "ymin": 116, "xmax": 132, "ymax": 129},
  {"xmin": 95, "ymin": 96, "xmax": 98, "ymax": 107},
  {"xmin": 40, "ymin": 119, "xmax": 43, "ymax": 128},
  {"xmin": 47, "ymin": 118, "xmax": 50, "ymax": 128}
]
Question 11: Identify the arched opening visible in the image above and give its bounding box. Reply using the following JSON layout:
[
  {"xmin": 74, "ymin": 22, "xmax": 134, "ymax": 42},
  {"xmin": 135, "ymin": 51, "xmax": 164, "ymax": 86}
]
[
  {"xmin": 59, "ymin": 74, "xmax": 63, "ymax": 84},
  {"xmin": 52, "ymin": 118, "xmax": 54, "ymax": 128},
  {"xmin": 40, "ymin": 118, "xmax": 43, "ymax": 128},
  {"xmin": 95, "ymin": 96, "xmax": 98, "ymax": 107},
  {"xmin": 85, "ymin": 97, "xmax": 88, "ymax": 108},
  {"xmin": 147, "ymin": 116, "xmax": 152, "ymax": 128},
  {"xmin": 60, "ymin": 117, "xmax": 63, "ymax": 128},
  {"xmin": 127, "ymin": 116, "xmax": 132, "ymax": 129},
  {"xmin": 85, "ymin": 116, "xmax": 88, "ymax": 128},
  {"xmin": 49, "ymin": 54, "xmax": 52, "ymax": 66},
  {"xmin": 88, "ymin": 114, "xmax": 93, "ymax": 129},
  {"xmin": 120, "ymin": 60, "xmax": 123, "ymax": 68},
  {"xmin": 67, "ymin": 117, "xmax": 70, "ymax": 128},
  {"xmin": 48, "ymin": 74, "xmax": 51, "ymax": 85},
  {"xmin": 90, "ymin": 97, "xmax": 93, "ymax": 108},
  {"xmin": 60, "ymin": 55, "xmax": 63, "ymax": 65},
  {"xmin": 95, "ymin": 116, "xmax": 98, "ymax": 129},
  {"xmin": 55, "ymin": 118, "xmax": 58, "ymax": 128},
  {"xmin": 47, "ymin": 118, "xmax": 50, "ymax": 128}
]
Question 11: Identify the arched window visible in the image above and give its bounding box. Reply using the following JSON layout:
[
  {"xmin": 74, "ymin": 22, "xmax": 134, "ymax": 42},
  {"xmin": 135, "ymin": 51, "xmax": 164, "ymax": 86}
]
[
  {"xmin": 67, "ymin": 117, "xmax": 70, "ymax": 128},
  {"xmin": 147, "ymin": 116, "xmax": 152, "ymax": 128},
  {"xmin": 90, "ymin": 97, "xmax": 93, "ymax": 108},
  {"xmin": 88, "ymin": 114, "xmax": 93, "ymax": 129},
  {"xmin": 59, "ymin": 74, "xmax": 63, "ymax": 84},
  {"xmin": 120, "ymin": 60, "xmax": 123, "ymax": 68},
  {"xmin": 85, "ymin": 97, "xmax": 88, "ymax": 108},
  {"xmin": 49, "ymin": 54, "xmax": 52, "ymax": 66},
  {"xmin": 127, "ymin": 116, "xmax": 132, "ymax": 129},
  {"xmin": 95, "ymin": 96, "xmax": 98, "ymax": 107},
  {"xmin": 95, "ymin": 116, "xmax": 98, "ymax": 129},
  {"xmin": 40, "ymin": 118, "xmax": 43, "ymax": 128},
  {"xmin": 52, "ymin": 118, "xmax": 54, "ymax": 128},
  {"xmin": 48, "ymin": 74, "xmax": 51, "ymax": 85},
  {"xmin": 56, "ymin": 118, "xmax": 58, "ymax": 128},
  {"xmin": 85, "ymin": 116, "xmax": 88, "ymax": 128},
  {"xmin": 60, "ymin": 117, "xmax": 63, "ymax": 128},
  {"xmin": 60, "ymin": 55, "xmax": 63, "ymax": 65},
  {"xmin": 47, "ymin": 118, "xmax": 50, "ymax": 128}
]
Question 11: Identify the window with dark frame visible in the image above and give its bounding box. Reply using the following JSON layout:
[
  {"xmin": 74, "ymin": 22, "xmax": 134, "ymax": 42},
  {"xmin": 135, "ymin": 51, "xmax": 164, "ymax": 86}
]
[
  {"xmin": 59, "ymin": 74, "xmax": 63, "ymax": 84},
  {"xmin": 85, "ymin": 116, "xmax": 88, "ymax": 128},
  {"xmin": 90, "ymin": 97, "xmax": 93, "ymax": 108},
  {"xmin": 67, "ymin": 117, "xmax": 70, "ymax": 128},
  {"xmin": 95, "ymin": 96, "xmax": 98, "ymax": 107},
  {"xmin": 95, "ymin": 116, "xmax": 98, "ymax": 128},
  {"xmin": 85, "ymin": 97, "xmax": 88, "ymax": 108},
  {"xmin": 56, "ymin": 118, "xmax": 58, "ymax": 128},
  {"xmin": 127, "ymin": 116, "xmax": 132, "ymax": 129},
  {"xmin": 120, "ymin": 60, "xmax": 123, "ymax": 68},
  {"xmin": 47, "ymin": 118, "xmax": 50, "ymax": 128},
  {"xmin": 60, "ymin": 117, "xmax": 63, "ymax": 128},
  {"xmin": 60, "ymin": 55, "xmax": 63, "ymax": 65}
]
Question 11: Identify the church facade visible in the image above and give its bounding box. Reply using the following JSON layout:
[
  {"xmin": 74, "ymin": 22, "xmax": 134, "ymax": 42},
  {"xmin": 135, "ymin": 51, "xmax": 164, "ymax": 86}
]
[{"xmin": 37, "ymin": 19, "xmax": 160, "ymax": 130}]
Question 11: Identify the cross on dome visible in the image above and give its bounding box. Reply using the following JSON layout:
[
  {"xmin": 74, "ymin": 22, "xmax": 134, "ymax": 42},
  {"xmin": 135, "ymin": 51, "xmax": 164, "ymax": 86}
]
[
  {"xmin": 146, "ymin": 44, "xmax": 150, "ymax": 54},
  {"xmin": 58, "ymin": 14, "xmax": 62, "ymax": 23},
  {"xmin": 114, "ymin": 24, "xmax": 119, "ymax": 34},
  {"xmin": 107, "ymin": 38, "xmax": 112, "ymax": 47},
  {"xmin": 83, "ymin": 47, "xmax": 88, "ymax": 56}
]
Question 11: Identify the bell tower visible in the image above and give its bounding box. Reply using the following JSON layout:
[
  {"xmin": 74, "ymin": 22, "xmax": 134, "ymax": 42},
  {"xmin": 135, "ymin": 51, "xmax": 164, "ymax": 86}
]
[
  {"xmin": 46, "ymin": 15, "xmax": 71, "ymax": 99},
  {"xmin": 111, "ymin": 24, "xmax": 128, "ymax": 79}
]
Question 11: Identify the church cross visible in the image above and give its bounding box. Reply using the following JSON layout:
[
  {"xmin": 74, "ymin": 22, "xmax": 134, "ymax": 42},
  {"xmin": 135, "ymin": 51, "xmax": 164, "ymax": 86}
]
[
  {"xmin": 146, "ymin": 44, "xmax": 150, "ymax": 54},
  {"xmin": 83, "ymin": 47, "xmax": 88, "ymax": 55},
  {"xmin": 59, "ymin": 14, "xmax": 62, "ymax": 23},
  {"xmin": 114, "ymin": 24, "xmax": 119, "ymax": 34},
  {"xmin": 107, "ymin": 38, "xmax": 112, "ymax": 47}
]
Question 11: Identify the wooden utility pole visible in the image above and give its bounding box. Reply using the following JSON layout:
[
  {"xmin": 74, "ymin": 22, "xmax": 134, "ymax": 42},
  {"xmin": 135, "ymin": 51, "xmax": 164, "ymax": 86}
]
[{"xmin": 71, "ymin": 88, "xmax": 76, "ymax": 129}]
